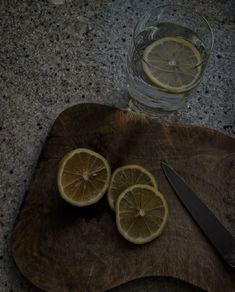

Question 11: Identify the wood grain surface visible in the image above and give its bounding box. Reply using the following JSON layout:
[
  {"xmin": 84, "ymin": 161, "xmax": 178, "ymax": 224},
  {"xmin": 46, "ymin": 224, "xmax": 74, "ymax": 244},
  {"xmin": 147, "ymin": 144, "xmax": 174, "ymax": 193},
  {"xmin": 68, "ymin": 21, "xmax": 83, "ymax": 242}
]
[{"xmin": 11, "ymin": 104, "xmax": 235, "ymax": 292}]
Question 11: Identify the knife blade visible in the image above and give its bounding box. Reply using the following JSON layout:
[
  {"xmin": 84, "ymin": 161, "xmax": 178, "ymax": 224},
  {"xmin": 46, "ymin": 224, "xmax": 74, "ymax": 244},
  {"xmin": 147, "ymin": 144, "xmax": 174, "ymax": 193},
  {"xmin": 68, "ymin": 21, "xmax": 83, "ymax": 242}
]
[{"xmin": 161, "ymin": 162, "xmax": 235, "ymax": 268}]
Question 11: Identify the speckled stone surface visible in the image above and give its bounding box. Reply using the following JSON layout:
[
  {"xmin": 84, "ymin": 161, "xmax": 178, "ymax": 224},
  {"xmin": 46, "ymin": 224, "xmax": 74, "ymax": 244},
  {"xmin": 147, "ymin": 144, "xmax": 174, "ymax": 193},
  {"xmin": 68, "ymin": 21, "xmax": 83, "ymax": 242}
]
[{"xmin": 0, "ymin": 0, "xmax": 234, "ymax": 291}]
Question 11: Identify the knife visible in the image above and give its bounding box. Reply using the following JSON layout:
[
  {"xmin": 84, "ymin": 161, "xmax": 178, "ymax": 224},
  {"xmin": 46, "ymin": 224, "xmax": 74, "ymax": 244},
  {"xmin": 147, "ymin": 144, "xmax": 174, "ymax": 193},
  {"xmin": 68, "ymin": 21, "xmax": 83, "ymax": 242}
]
[{"xmin": 161, "ymin": 162, "xmax": 235, "ymax": 268}]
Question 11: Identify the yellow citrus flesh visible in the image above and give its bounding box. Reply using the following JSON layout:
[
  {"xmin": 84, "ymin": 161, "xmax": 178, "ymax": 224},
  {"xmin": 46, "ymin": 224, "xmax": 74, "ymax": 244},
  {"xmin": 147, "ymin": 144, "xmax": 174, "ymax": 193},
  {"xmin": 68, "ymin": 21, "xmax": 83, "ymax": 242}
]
[
  {"xmin": 116, "ymin": 184, "xmax": 168, "ymax": 244},
  {"xmin": 57, "ymin": 148, "xmax": 111, "ymax": 206},
  {"xmin": 143, "ymin": 36, "xmax": 202, "ymax": 93},
  {"xmin": 108, "ymin": 165, "xmax": 157, "ymax": 211}
]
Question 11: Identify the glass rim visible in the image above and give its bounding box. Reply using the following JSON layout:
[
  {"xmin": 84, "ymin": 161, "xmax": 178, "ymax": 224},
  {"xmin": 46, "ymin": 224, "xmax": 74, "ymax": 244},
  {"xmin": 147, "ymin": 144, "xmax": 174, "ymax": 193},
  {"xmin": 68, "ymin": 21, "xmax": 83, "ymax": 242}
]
[{"xmin": 133, "ymin": 4, "xmax": 214, "ymax": 70}]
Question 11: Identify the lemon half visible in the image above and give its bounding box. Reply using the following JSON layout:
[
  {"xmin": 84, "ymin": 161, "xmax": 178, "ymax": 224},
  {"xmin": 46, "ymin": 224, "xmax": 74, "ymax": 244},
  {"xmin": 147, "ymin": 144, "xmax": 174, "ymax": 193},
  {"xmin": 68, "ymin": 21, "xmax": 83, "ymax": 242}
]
[
  {"xmin": 57, "ymin": 148, "xmax": 111, "ymax": 206},
  {"xmin": 143, "ymin": 36, "xmax": 202, "ymax": 93},
  {"xmin": 116, "ymin": 184, "xmax": 168, "ymax": 244},
  {"xmin": 108, "ymin": 165, "xmax": 157, "ymax": 211}
]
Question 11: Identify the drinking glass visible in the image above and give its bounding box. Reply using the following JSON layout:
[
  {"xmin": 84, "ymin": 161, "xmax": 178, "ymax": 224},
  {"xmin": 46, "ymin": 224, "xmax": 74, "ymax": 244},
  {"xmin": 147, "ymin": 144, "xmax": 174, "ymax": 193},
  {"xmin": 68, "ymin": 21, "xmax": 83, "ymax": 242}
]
[{"xmin": 127, "ymin": 5, "xmax": 214, "ymax": 115}]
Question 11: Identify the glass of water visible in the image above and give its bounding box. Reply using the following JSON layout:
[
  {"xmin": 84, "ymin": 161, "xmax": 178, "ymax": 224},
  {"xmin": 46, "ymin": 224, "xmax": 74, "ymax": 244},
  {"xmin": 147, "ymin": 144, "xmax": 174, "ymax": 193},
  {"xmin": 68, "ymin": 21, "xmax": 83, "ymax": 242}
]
[{"xmin": 127, "ymin": 5, "xmax": 214, "ymax": 115}]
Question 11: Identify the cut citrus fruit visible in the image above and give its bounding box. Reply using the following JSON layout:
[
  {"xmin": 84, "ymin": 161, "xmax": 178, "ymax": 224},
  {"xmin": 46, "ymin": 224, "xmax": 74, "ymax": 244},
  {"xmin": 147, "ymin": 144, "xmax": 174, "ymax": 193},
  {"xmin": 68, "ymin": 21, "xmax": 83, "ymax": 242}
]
[
  {"xmin": 116, "ymin": 184, "xmax": 168, "ymax": 244},
  {"xmin": 108, "ymin": 165, "xmax": 157, "ymax": 211},
  {"xmin": 57, "ymin": 148, "xmax": 111, "ymax": 206},
  {"xmin": 143, "ymin": 36, "xmax": 202, "ymax": 93}
]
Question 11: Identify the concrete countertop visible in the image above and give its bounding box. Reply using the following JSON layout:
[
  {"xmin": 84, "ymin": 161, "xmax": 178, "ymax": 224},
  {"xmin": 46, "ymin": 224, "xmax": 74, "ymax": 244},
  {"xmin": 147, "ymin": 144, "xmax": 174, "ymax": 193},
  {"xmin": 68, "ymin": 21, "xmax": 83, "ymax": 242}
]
[{"xmin": 0, "ymin": 0, "xmax": 234, "ymax": 291}]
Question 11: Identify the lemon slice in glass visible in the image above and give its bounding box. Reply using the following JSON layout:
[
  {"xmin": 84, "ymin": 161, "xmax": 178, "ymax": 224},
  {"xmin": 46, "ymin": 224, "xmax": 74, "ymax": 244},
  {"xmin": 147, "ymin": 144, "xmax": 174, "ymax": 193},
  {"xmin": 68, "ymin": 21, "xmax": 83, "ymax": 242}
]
[
  {"xmin": 107, "ymin": 165, "xmax": 157, "ymax": 211},
  {"xmin": 57, "ymin": 148, "xmax": 111, "ymax": 206},
  {"xmin": 143, "ymin": 36, "xmax": 202, "ymax": 93},
  {"xmin": 116, "ymin": 184, "xmax": 168, "ymax": 244}
]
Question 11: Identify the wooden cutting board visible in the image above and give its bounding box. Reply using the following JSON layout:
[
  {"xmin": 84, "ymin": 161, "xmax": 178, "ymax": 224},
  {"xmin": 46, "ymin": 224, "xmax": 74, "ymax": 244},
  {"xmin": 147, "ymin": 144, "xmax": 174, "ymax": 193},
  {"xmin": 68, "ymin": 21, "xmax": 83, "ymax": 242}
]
[{"xmin": 12, "ymin": 104, "xmax": 235, "ymax": 292}]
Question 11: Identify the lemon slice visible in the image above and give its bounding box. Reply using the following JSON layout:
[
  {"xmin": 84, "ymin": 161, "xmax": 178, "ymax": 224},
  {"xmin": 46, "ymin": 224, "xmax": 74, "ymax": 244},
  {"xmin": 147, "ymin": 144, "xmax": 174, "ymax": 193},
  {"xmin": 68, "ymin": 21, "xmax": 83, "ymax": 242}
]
[
  {"xmin": 116, "ymin": 184, "xmax": 168, "ymax": 244},
  {"xmin": 143, "ymin": 36, "xmax": 202, "ymax": 93},
  {"xmin": 108, "ymin": 165, "xmax": 157, "ymax": 211},
  {"xmin": 57, "ymin": 148, "xmax": 111, "ymax": 206}
]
